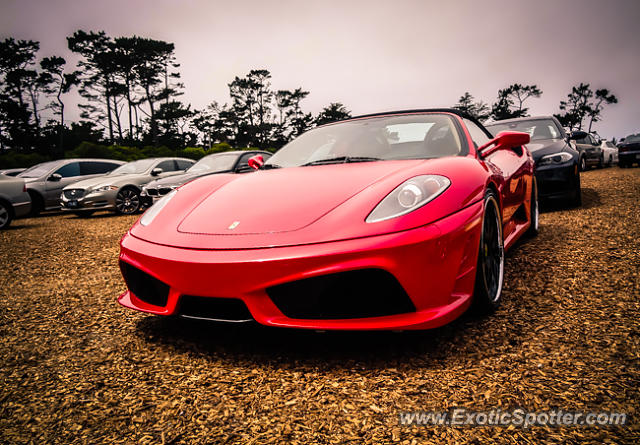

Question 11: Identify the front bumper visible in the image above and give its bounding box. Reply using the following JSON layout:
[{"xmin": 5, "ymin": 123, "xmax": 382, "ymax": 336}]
[
  {"xmin": 60, "ymin": 189, "xmax": 117, "ymax": 211},
  {"xmin": 619, "ymin": 150, "xmax": 640, "ymax": 164},
  {"xmin": 118, "ymin": 200, "xmax": 484, "ymax": 330},
  {"xmin": 535, "ymin": 162, "xmax": 578, "ymax": 199}
]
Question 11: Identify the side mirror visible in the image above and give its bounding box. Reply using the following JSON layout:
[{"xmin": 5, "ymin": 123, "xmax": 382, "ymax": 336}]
[
  {"xmin": 248, "ymin": 155, "xmax": 264, "ymax": 170},
  {"xmin": 478, "ymin": 131, "xmax": 530, "ymax": 158},
  {"xmin": 48, "ymin": 173, "xmax": 62, "ymax": 182},
  {"xmin": 568, "ymin": 130, "xmax": 588, "ymax": 141},
  {"xmin": 151, "ymin": 168, "xmax": 163, "ymax": 176}
]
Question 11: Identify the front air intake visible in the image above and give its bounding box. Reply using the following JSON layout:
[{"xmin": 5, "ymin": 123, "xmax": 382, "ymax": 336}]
[
  {"xmin": 266, "ymin": 269, "xmax": 416, "ymax": 320},
  {"xmin": 119, "ymin": 261, "xmax": 170, "ymax": 307}
]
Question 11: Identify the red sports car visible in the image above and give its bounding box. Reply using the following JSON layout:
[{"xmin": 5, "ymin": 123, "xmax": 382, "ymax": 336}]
[{"xmin": 118, "ymin": 109, "xmax": 536, "ymax": 330}]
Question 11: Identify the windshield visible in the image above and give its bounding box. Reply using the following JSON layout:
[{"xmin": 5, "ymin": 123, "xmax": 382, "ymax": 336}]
[
  {"xmin": 624, "ymin": 134, "xmax": 640, "ymax": 144},
  {"xmin": 486, "ymin": 119, "xmax": 562, "ymax": 141},
  {"xmin": 110, "ymin": 159, "xmax": 155, "ymax": 175},
  {"xmin": 265, "ymin": 114, "xmax": 462, "ymax": 168},
  {"xmin": 18, "ymin": 161, "xmax": 59, "ymax": 178},
  {"xmin": 189, "ymin": 153, "xmax": 237, "ymax": 173}
]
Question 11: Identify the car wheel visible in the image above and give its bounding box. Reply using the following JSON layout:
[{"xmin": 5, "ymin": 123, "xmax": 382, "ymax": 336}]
[
  {"xmin": 525, "ymin": 179, "xmax": 539, "ymax": 237},
  {"xmin": 598, "ymin": 155, "xmax": 604, "ymax": 168},
  {"xmin": 0, "ymin": 201, "xmax": 13, "ymax": 229},
  {"xmin": 579, "ymin": 156, "xmax": 587, "ymax": 172},
  {"xmin": 571, "ymin": 171, "xmax": 582, "ymax": 207},
  {"xmin": 115, "ymin": 188, "xmax": 141, "ymax": 215},
  {"xmin": 27, "ymin": 190, "xmax": 43, "ymax": 216},
  {"xmin": 472, "ymin": 190, "xmax": 504, "ymax": 313}
]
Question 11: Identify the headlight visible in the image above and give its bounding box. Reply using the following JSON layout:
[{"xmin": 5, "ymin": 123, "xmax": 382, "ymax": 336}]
[
  {"xmin": 366, "ymin": 175, "xmax": 450, "ymax": 223},
  {"xmin": 91, "ymin": 185, "xmax": 118, "ymax": 193},
  {"xmin": 538, "ymin": 152, "xmax": 573, "ymax": 166},
  {"xmin": 140, "ymin": 189, "xmax": 177, "ymax": 226}
]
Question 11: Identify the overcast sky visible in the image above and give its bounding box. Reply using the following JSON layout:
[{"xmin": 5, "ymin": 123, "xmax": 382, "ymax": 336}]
[{"xmin": 1, "ymin": 0, "xmax": 639, "ymax": 139}]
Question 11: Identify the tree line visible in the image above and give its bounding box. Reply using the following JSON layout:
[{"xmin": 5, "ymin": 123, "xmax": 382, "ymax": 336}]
[
  {"xmin": 453, "ymin": 82, "xmax": 617, "ymax": 132},
  {"xmin": 0, "ymin": 30, "xmax": 620, "ymax": 166}
]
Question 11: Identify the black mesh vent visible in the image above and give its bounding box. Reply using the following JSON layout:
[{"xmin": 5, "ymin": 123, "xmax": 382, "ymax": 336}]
[
  {"xmin": 146, "ymin": 188, "xmax": 158, "ymax": 196},
  {"xmin": 63, "ymin": 189, "xmax": 86, "ymax": 199},
  {"xmin": 178, "ymin": 295, "xmax": 253, "ymax": 321},
  {"xmin": 120, "ymin": 261, "xmax": 170, "ymax": 307},
  {"xmin": 158, "ymin": 187, "xmax": 173, "ymax": 195},
  {"xmin": 266, "ymin": 269, "xmax": 416, "ymax": 320}
]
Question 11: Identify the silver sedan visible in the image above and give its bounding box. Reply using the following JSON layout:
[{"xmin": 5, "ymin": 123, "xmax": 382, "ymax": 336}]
[{"xmin": 60, "ymin": 157, "xmax": 194, "ymax": 215}]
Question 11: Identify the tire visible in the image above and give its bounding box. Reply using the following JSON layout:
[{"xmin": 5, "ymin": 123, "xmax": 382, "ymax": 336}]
[
  {"xmin": 606, "ymin": 155, "xmax": 612, "ymax": 167},
  {"xmin": 27, "ymin": 190, "xmax": 44, "ymax": 216},
  {"xmin": 579, "ymin": 156, "xmax": 587, "ymax": 172},
  {"xmin": 619, "ymin": 162, "xmax": 627, "ymax": 168},
  {"xmin": 570, "ymin": 171, "xmax": 582, "ymax": 207},
  {"xmin": 472, "ymin": 190, "xmax": 505, "ymax": 313},
  {"xmin": 525, "ymin": 179, "xmax": 539, "ymax": 238},
  {"xmin": 0, "ymin": 200, "xmax": 13, "ymax": 230},
  {"xmin": 114, "ymin": 187, "xmax": 141, "ymax": 215},
  {"xmin": 597, "ymin": 155, "xmax": 604, "ymax": 169}
]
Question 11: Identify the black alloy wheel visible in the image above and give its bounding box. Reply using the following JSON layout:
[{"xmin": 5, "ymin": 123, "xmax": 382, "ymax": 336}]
[
  {"xmin": 115, "ymin": 188, "xmax": 141, "ymax": 215},
  {"xmin": 472, "ymin": 190, "xmax": 504, "ymax": 312}
]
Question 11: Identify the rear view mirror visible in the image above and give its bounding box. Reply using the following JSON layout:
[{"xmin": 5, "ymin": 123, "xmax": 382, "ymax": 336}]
[
  {"xmin": 48, "ymin": 173, "xmax": 62, "ymax": 182},
  {"xmin": 478, "ymin": 131, "xmax": 530, "ymax": 158},
  {"xmin": 248, "ymin": 155, "xmax": 264, "ymax": 170},
  {"xmin": 151, "ymin": 168, "xmax": 163, "ymax": 176}
]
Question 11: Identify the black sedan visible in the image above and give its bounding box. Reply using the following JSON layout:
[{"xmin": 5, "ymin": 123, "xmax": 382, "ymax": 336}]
[
  {"xmin": 141, "ymin": 150, "xmax": 272, "ymax": 207},
  {"xmin": 618, "ymin": 134, "xmax": 640, "ymax": 168},
  {"xmin": 486, "ymin": 116, "xmax": 583, "ymax": 206}
]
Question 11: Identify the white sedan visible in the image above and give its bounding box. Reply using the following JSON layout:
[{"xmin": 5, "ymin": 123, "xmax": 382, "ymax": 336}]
[{"xmin": 600, "ymin": 140, "xmax": 618, "ymax": 166}]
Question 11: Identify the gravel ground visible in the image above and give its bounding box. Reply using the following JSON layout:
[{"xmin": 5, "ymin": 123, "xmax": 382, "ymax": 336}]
[{"xmin": 1, "ymin": 167, "xmax": 639, "ymax": 444}]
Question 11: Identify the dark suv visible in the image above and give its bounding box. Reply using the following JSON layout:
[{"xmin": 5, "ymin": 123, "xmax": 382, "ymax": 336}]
[{"xmin": 572, "ymin": 133, "xmax": 603, "ymax": 170}]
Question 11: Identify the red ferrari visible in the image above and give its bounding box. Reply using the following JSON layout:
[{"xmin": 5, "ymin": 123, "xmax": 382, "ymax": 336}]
[{"xmin": 118, "ymin": 109, "xmax": 537, "ymax": 330}]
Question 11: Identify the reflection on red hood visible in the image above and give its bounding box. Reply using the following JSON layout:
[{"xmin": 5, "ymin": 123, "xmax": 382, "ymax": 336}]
[{"xmin": 177, "ymin": 162, "xmax": 413, "ymax": 235}]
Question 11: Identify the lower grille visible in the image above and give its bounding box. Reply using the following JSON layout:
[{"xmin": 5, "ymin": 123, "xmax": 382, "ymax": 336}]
[
  {"xmin": 266, "ymin": 269, "xmax": 416, "ymax": 320},
  {"xmin": 119, "ymin": 261, "xmax": 170, "ymax": 307},
  {"xmin": 145, "ymin": 188, "xmax": 158, "ymax": 196},
  {"xmin": 158, "ymin": 187, "xmax": 173, "ymax": 195},
  {"xmin": 63, "ymin": 189, "xmax": 86, "ymax": 199},
  {"xmin": 177, "ymin": 295, "xmax": 254, "ymax": 322}
]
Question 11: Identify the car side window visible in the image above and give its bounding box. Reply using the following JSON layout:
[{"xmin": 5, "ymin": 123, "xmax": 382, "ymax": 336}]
[
  {"xmin": 463, "ymin": 118, "xmax": 491, "ymax": 149},
  {"xmin": 55, "ymin": 162, "xmax": 81, "ymax": 178},
  {"xmin": 236, "ymin": 153, "xmax": 255, "ymax": 170},
  {"xmin": 176, "ymin": 160, "xmax": 194, "ymax": 170},
  {"xmin": 156, "ymin": 160, "xmax": 177, "ymax": 172},
  {"xmin": 80, "ymin": 161, "xmax": 119, "ymax": 175}
]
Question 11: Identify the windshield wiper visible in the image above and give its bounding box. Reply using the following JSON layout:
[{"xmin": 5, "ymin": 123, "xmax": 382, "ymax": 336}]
[{"xmin": 301, "ymin": 156, "xmax": 381, "ymax": 167}]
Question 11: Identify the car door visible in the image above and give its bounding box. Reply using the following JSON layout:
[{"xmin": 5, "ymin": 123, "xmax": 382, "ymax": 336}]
[
  {"xmin": 44, "ymin": 162, "xmax": 85, "ymax": 206},
  {"xmin": 465, "ymin": 119, "xmax": 527, "ymax": 231}
]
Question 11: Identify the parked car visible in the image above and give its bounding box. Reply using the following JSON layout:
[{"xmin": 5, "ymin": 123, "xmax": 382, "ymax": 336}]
[
  {"xmin": 60, "ymin": 157, "xmax": 195, "ymax": 215},
  {"xmin": 486, "ymin": 116, "xmax": 582, "ymax": 206},
  {"xmin": 600, "ymin": 140, "xmax": 618, "ymax": 166},
  {"xmin": 118, "ymin": 108, "xmax": 538, "ymax": 330},
  {"xmin": 0, "ymin": 175, "xmax": 31, "ymax": 229},
  {"xmin": 18, "ymin": 159, "xmax": 124, "ymax": 215},
  {"xmin": 141, "ymin": 150, "xmax": 272, "ymax": 207},
  {"xmin": 0, "ymin": 168, "xmax": 26, "ymax": 177},
  {"xmin": 571, "ymin": 132, "xmax": 604, "ymax": 170},
  {"xmin": 618, "ymin": 134, "xmax": 640, "ymax": 167}
]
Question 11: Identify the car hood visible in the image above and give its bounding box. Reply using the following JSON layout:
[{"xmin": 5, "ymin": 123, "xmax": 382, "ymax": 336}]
[
  {"xmin": 130, "ymin": 157, "xmax": 489, "ymax": 250},
  {"xmin": 177, "ymin": 162, "xmax": 411, "ymax": 235},
  {"xmin": 64, "ymin": 173, "xmax": 149, "ymax": 190},
  {"xmin": 525, "ymin": 139, "xmax": 574, "ymax": 161}
]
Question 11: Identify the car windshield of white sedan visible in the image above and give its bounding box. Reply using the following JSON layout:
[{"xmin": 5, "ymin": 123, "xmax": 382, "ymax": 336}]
[
  {"xmin": 188, "ymin": 154, "xmax": 237, "ymax": 173},
  {"xmin": 264, "ymin": 114, "xmax": 462, "ymax": 168},
  {"xmin": 18, "ymin": 161, "xmax": 59, "ymax": 178},
  {"xmin": 110, "ymin": 159, "xmax": 156, "ymax": 175},
  {"xmin": 486, "ymin": 119, "xmax": 561, "ymax": 141}
]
